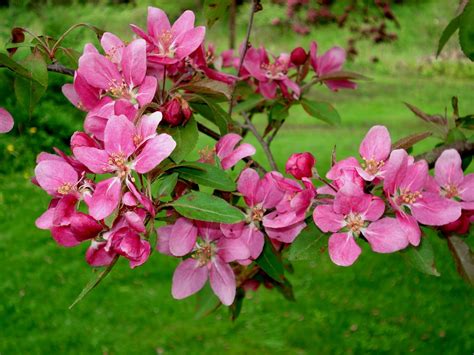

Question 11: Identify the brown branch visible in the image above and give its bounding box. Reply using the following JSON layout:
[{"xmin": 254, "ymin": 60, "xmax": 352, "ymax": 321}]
[
  {"xmin": 197, "ymin": 122, "xmax": 267, "ymax": 174},
  {"xmin": 415, "ymin": 140, "xmax": 474, "ymax": 168},
  {"xmin": 227, "ymin": 0, "xmax": 261, "ymax": 117},
  {"xmin": 243, "ymin": 113, "xmax": 278, "ymax": 171},
  {"xmin": 47, "ymin": 63, "xmax": 75, "ymax": 76}
]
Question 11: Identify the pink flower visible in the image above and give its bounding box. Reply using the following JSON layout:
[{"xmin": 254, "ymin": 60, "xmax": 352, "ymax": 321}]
[
  {"xmin": 216, "ymin": 133, "xmax": 256, "ymax": 170},
  {"xmin": 104, "ymin": 210, "xmax": 151, "ymax": 268},
  {"xmin": 319, "ymin": 157, "xmax": 364, "ymax": 195},
  {"xmin": 290, "ymin": 47, "xmax": 308, "ymax": 66},
  {"xmin": 161, "ymin": 96, "xmax": 192, "ymax": 126},
  {"xmin": 66, "ymin": 38, "xmax": 157, "ymax": 123},
  {"xmin": 36, "ymin": 194, "xmax": 102, "ymax": 247},
  {"xmin": 86, "ymin": 240, "xmax": 117, "ymax": 267},
  {"xmin": 432, "ymin": 149, "xmax": 474, "ymax": 210},
  {"xmin": 383, "ymin": 149, "xmax": 461, "ymax": 246},
  {"xmin": 157, "ymin": 219, "xmax": 249, "ymax": 305},
  {"xmin": 73, "ymin": 115, "xmax": 176, "ymax": 220},
  {"xmin": 309, "ymin": 41, "xmax": 356, "ymax": 91},
  {"xmin": 243, "ymin": 47, "xmax": 300, "ymax": 99},
  {"xmin": 190, "ymin": 44, "xmax": 237, "ymax": 85},
  {"xmin": 355, "ymin": 125, "xmax": 391, "ymax": 181},
  {"xmin": 131, "ymin": 7, "xmax": 205, "ymax": 65},
  {"xmin": 0, "ymin": 107, "xmax": 14, "ymax": 133},
  {"xmin": 313, "ymin": 184, "xmax": 408, "ymax": 266},
  {"xmin": 285, "ymin": 152, "xmax": 315, "ymax": 180}
]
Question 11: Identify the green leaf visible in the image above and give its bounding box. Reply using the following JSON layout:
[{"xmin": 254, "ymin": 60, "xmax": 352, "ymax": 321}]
[
  {"xmin": 190, "ymin": 95, "xmax": 231, "ymax": 135},
  {"xmin": 437, "ymin": 15, "xmax": 461, "ymax": 57},
  {"xmin": 204, "ymin": 0, "xmax": 231, "ymax": 27},
  {"xmin": 270, "ymin": 102, "xmax": 290, "ymax": 121},
  {"xmin": 458, "ymin": 114, "xmax": 474, "ymax": 130},
  {"xmin": 181, "ymin": 78, "xmax": 232, "ymax": 99},
  {"xmin": 273, "ymin": 277, "xmax": 295, "ymax": 302},
  {"xmin": 288, "ymin": 223, "xmax": 325, "ymax": 261},
  {"xmin": 152, "ymin": 172, "xmax": 179, "ymax": 200},
  {"xmin": 14, "ymin": 52, "xmax": 48, "ymax": 116},
  {"xmin": 69, "ymin": 255, "xmax": 119, "ymax": 309},
  {"xmin": 400, "ymin": 230, "xmax": 440, "ymax": 277},
  {"xmin": 0, "ymin": 53, "xmax": 45, "ymax": 85},
  {"xmin": 300, "ymin": 99, "xmax": 341, "ymax": 125},
  {"xmin": 229, "ymin": 287, "xmax": 245, "ymax": 321},
  {"xmin": 171, "ymin": 191, "xmax": 245, "ymax": 223},
  {"xmin": 256, "ymin": 238, "xmax": 285, "ymax": 282},
  {"xmin": 172, "ymin": 162, "xmax": 236, "ymax": 191},
  {"xmin": 446, "ymin": 127, "xmax": 466, "ymax": 144},
  {"xmin": 162, "ymin": 117, "xmax": 198, "ymax": 163},
  {"xmin": 459, "ymin": 1, "xmax": 474, "ymax": 60},
  {"xmin": 392, "ymin": 131, "xmax": 432, "ymax": 150},
  {"xmin": 194, "ymin": 284, "xmax": 221, "ymax": 319},
  {"xmin": 447, "ymin": 235, "xmax": 474, "ymax": 285},
  {"xmin": 233, "ymin": 93, "xmax": 264, "ymax": 113}
]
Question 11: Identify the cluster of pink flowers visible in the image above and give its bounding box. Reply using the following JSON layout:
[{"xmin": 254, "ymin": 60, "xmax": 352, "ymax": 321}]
[{"xmin": 27, "ymin": 7, "xmax": 473, "ymax": 308}]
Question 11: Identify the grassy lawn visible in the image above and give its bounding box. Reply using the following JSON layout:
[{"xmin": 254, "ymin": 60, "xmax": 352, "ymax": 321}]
[{"xmin": 1, "ymin": 0, "xmax": 474, "ymax": 353}]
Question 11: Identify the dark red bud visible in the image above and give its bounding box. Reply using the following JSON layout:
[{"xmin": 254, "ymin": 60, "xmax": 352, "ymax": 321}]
[{"xmin": 290, "ymin": 47, "xmax": 307, "ymax": 66}]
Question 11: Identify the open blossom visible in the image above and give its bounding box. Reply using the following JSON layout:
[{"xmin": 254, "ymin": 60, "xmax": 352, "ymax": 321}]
[
  {"xmin": 355, "ymin": 125, "xmax": 391, "ymax": 181},
  {"xmin": 190, "ymin": 44, "xmax": 237, "ymax": 85},
  {"xmin": 64, "ymin": 38, "xmax": 157, "ymax": 131},
  {"xmin": 157, "ymin": 219, "xmax": 249, "ymax": 305},
  {"xmin": 431, "ymin": 149, "xmax": 474, "ymax": 210},
  {"xmin": 309, "ymin": 41, "xmax": 356, "ymax": 91},
  {"xmin": 313, "ymin": 184, "xmax": 408, "ymax": 266},
  {"xmin": 73, "ymin": 114, "xmax": 176, "ymax": 220},
  {"xmin": 383, "ymin": 149, "xmax": 461, "ymax": 246},
  {"xmin": 216, "ymin": 133, "xmax": 256, "ymax": 170},
  {"xmin": 319, "ymin": 157, "xmax": 364, "ymax": 195},
  {"xmin": 0, "ymin": 107, "xmax": 14, "ymax": 133},
  {"xmin": 243, "ymin": 47, "xmax": 300, "ymax": 99},
  {"xmin": 285, "ymin": 152, "xmax": 315, "ymax": 180},
  {"xmin": 131, "ymin": 7, "xmax": 205, "ymax": 65}
]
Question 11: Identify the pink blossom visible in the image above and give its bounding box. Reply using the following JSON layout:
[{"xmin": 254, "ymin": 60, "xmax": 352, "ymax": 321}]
[
  {"xmin": 66, "ymin": 38, "xmax": 157, "ymax": 125},
  {"xmin": 86, "ymin": 240, "xmax": 117, "ymax": 267},
  {"xmin": 309, "ymin": 41, "xmax": 356, "ymax": 91},
  {"xmin": 0, "ymin": 107, "xmax": 14, "ymax": 133},
  {"xmin": 285, "ymin": 152, "xmax": 315, "ymax": 180},
  {"xmin": 131, "ymin": 7, "xmax": 205, "ymax": 65},
  {"xmin": 313, "ymin": 184, "xmax": 408, "ymax": 266},
  {"xmin": 319, "ymin": 157, "xmax": 364, "ymax": 195},
  {"xmin": 161, "ymin": 96, "xmax": 192, "ymax": 126},
  {"xmin": 383, "ymin": 149, "xmax": 461, "ymax": 246},
  {"xmin": 216, "ymin": 133, "xmax": 256, "ymax": 170},
  {"xmin": 190, "ymin": 44, "xmax": 237, "ymax": 85},
  {"xmin": 73, "ymin": 115, "xmax": 175, "ymax": 220},
  {"xmin": 355, "ymin": 125, "xmax": 391, "ymax": 181},
  {"xmin": 290, "ymin": 47, "xmax": 308, "ymax": 66},
  {"xmin": 157, "ymin": 219, "xmax": 249, "ymax": 305},
  {"xmin": 432, "ymin": 149, "xmax": 474, "ymax": 210},
  {"xmin": 243, "ymin": 47, "xmax": 300, "ymax": 99}
]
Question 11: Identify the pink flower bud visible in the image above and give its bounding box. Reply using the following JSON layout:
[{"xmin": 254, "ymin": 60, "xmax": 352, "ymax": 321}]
[
  {"xmin": 285, "ymin": 152, "xmax": 316, "ymax": 180},
  {"xmin": 290, "ymin": 47, "xmax": 307, "ymax": 66},
  {"xmin": 162, "ymin": 96, "xmax": 192, "ymax": 126}
]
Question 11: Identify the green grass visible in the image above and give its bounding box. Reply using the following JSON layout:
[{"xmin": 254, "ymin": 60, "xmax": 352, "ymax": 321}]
[{"xmin": 1, "ymin": 0, "xmax": 474, "ymax": 353}]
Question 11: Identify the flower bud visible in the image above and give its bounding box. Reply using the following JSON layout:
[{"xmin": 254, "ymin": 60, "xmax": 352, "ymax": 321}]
[
  {"xmin": 290, "ymin": 47, "xmax": 308, "ymax": 66},
  {"xmin": 440, "ymin": 210, "xmax": 474, "ymax": 236},
  {"xmin": 286, "ymin": 152, "xmax": 316, "ymax": 180},
  {"xmin": 161, "ymin": 96, "xmax": 192, "ymax": 126}
]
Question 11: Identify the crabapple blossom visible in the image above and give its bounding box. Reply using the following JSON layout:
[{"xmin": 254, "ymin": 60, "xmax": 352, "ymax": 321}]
[
  {"xmin": 355, "ymin": 125, "xmax": 391, "ymax": 181},
  {"xmin": 313, "ymin": 183, "xmax": 408, "ymax": 266},
  {"xmin": 131, "ymin": 7, "xmax": 205, "ymax": 65},
  {"xmin": 0, "ymin": 107, "xmax": 14, "ymax": 133},
  {"xmin": 216, "ymin": 133, "xmax": 256, "ymax": 170},
  {"xmin": 285, "ymin": 152, "xmax": 316, "ymax": 180}
]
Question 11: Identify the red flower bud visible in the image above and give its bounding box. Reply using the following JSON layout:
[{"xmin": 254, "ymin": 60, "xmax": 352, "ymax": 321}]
[
  {"xmin": 161, "ymin": 96, "xmax": 192, "ymax": 126},
  {"xmin": 440, "ymin": 210, "xmax": 474, "ymax": 236},
  {"xmin": 290, "ymin": 47, "xmax": 308, "ymax": 66},
  {"xmin": 285, "ymin": 152, "xmax": 316, "ymax": 180}
]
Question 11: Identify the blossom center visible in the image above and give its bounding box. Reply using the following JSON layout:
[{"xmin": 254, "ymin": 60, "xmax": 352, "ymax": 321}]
[
  {"xmin": 193, "ymin": 241, "xmax": 216, "ymax": 267},
  {"xmin": 261, "ymin": 62, "xmax": 287, "ymax": 80},
  {"xmin": 156, "ymin": 30, "xmax": 176, "ymax": 57},
  {"xmin": 249, "ymin": 203, "xmax": 265, "ymax": 222},
  {"xmin": 345, "ymin": 213, "xmax": 364, "ymax": 235},
  {"xmin": 107, "ymin": 80, "xmax": 131, "ymax": 100},
  {"xmin": 398, "ymin": 190, "xmax": 422, "ymax": 205},
  {"xmin": 362, "ymin": 157, "xmax": 384, "ymax": 175},
  {"xmin": 443, "ymin": 184, "xmax": 459, "ymax": 199},
  {"xmin": 57, "ymin": 182, "xmax": 74, "ymax": 195},
  {"xmin": 108, "ymin": 153, "xmax": 130, "ymax": 177}
]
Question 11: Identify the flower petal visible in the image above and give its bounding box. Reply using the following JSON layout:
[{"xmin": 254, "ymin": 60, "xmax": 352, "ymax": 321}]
[
  {"xmin": 104, "ymin": 115, "xmax": 136, "ymax": 157},
  {"xmin": 364, "ymin": 217, "xmax": 409, "ymax": 253},
  {"xmin": 133, "ymin": 134, "xmax": 176, "ymax": 173},
  {"xmin": 35, "ymin": 160, "xmax": 78, "ymax": 196},
  {"xmin": 359, "ymin": 125, "xmax": 391, "ymax": 162},
  {"xmin": 121, "ymin": 39, "xmax": 146, "ymax": 87},
  {"xmin": 328, "ymin": 232, "xmax": 361, "ymax": 267},
  {"xmin": 172, "ymin": 258, "xmax": 208, "ymax": 300},
  {"xmin": 87, "ymin": 177, "xmax": 122, "ymax": 220},
  {"xmin": 313, "ymin": 204, "xmax": 345, "ymax": 233},
  {"xmin": 209, "ymin": 256, "xmax": 236, "ymax": 306},
  {"xmin": 169, "ymin": 218, "xmax": 197, "ymax": 257}
]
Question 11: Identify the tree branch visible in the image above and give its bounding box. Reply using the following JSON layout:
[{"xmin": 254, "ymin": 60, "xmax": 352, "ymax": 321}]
[
  {"xmin": 47, "ymin": 63, "xmax": 75, "ymax": 76},
  {"xmin": 197, "ymin": 122, "xmax": 267, "ymax": 174},
  {"xmin": 243, "ymin": 113, "xmax": 278, "ymax": 171},
  {"xmin": 227, "ymin": 0, "xmax": 261, "ymax": 117},
  {"xmin": 415, "ymin": 140, "xmax": 474, "ymax": 168}
]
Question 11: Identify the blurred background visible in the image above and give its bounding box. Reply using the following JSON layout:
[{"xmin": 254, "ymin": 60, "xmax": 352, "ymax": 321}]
[{"xmin": 0, "ymin": 0, "xmax": 473, "ymax": 353}]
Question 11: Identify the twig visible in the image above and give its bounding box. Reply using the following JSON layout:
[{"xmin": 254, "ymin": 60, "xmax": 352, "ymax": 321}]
[
  {"xmin": 197, "ymin": 122, "xmax": 267, "ymax": 174},
  {"xmin": 415, "ymin": 140, "xmax": 474, "ymax": 168},
  {"xmin": 266, "ymin": 119, "xmax": 285, "ymax": 146},
  {"xmin": 243, "ymin": 112, "xmax": 278, "ymax": 171},
  {"xmin": 227, "ymin": 0, "xmax": 261, "ymax": 117},
  {"xmin": 47, "ymin": 63, "xmax": 75, "ymax": 76}
]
